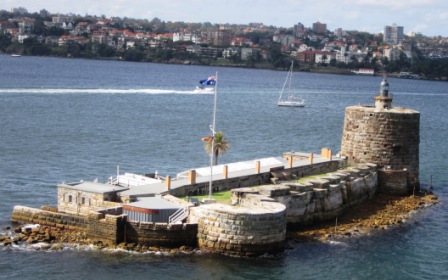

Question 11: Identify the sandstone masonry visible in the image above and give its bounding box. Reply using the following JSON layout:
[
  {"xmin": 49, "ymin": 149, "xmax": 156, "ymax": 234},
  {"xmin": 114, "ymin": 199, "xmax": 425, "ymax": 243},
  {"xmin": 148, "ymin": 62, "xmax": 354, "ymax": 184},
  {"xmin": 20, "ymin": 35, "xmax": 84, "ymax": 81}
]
[{"xmin": 341, "ymin": 105, "xmax": 419, "ymax": 194}]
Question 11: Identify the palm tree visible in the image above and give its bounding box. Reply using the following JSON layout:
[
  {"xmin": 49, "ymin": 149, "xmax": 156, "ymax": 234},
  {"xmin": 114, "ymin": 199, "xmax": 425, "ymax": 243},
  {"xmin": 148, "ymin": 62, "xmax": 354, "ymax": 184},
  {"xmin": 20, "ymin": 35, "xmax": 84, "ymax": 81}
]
[{"xmin": 204, "ymin": 131, "xmax": 230, "ymax": 165}]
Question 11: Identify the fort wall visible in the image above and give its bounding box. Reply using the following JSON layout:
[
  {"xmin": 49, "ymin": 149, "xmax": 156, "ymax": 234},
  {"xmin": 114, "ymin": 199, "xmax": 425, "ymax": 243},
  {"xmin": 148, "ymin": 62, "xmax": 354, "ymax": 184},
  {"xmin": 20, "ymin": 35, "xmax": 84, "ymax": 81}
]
[
  {"xmin": 189, "ymin": 196, "xmax": 286, "ymax": 257},
  {"xmin": 124, "ymin": 221, "xmax": 198, "ymax": 247},
  {"xmin": 11, "ymin": 205, "xmax": 197, "ymax": 248},
  {"xmin": 275, "ymin": 164, "xmax": 377, "ymax": 225},
  {"xmin": 229, "ymin": 163, "xmax": 377, "ymax": 227},
  {"xmin": 11, "ymin": 205, "xmax": 89, "ymax": 232}
]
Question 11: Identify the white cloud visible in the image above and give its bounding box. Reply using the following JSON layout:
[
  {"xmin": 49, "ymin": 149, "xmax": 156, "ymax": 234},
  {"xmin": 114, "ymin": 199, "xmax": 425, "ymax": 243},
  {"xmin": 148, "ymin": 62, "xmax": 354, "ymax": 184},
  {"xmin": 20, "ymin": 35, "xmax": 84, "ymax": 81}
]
[
  {"xmin": 436, "ymin": 11, "xmax": 448, "ymax": 20},
  {"xmin": 410, "ymin": 23, "xmax": 429, "ymax": 33},
  {"xmin": 354, "ymin": 0, "xmax": 439, "ymax": 8}
]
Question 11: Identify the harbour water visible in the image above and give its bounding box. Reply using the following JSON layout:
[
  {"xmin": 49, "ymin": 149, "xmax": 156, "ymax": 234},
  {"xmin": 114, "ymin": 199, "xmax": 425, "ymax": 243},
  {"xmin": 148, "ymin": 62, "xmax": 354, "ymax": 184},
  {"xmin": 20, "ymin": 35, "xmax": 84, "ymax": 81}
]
[{"xmin": 0, "ymin": 55, "xmax": 447, "ymax": 279}]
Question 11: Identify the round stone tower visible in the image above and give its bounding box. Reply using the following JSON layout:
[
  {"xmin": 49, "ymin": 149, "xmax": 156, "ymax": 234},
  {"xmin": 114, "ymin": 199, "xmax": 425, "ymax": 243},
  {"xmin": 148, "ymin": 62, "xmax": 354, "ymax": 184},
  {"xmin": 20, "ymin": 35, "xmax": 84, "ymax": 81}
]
[{"xmin": 340, "ymin": 79, "xmax": 420, "ymax": 194}]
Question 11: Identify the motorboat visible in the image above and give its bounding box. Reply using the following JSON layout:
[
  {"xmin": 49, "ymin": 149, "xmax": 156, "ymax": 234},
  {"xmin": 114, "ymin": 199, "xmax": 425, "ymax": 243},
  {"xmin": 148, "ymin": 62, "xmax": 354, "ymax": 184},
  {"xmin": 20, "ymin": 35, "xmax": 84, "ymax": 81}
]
[{"xmin": 194, "ymin": 76, "xmax": 216, "ymax": 93}]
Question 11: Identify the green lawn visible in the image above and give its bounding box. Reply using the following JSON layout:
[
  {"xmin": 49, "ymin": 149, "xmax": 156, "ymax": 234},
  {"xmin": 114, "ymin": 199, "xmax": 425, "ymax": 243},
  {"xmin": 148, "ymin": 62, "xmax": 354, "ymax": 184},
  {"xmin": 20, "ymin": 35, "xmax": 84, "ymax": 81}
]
[
  {"xmin": 180, "ymin": 172, "xmax": 334, "ymax": 204},
  {"xmin": 183, "ymin": 190, "xmax": 232, "ymax": 204}
]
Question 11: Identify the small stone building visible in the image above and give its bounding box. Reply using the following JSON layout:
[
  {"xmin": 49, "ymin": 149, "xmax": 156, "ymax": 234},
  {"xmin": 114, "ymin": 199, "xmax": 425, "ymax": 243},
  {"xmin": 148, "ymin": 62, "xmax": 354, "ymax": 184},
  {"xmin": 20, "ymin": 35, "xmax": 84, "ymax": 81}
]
[{"xmin": 57, "ymin": 181, "xmax": 127, "ymax": 215}]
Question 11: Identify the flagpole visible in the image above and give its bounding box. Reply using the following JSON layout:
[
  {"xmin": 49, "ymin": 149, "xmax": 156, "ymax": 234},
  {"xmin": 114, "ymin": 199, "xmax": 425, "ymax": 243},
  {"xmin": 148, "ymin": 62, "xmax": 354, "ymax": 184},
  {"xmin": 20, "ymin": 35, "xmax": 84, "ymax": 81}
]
[{"xmin": 209, "ymin": 71, "xmax": 218, "ymax": 199}]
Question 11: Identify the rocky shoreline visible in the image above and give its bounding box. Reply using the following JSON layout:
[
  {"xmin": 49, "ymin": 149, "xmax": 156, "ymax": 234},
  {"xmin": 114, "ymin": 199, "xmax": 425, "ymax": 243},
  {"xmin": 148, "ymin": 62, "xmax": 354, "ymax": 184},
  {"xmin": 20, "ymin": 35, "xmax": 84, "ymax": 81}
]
[
  {"xmin": 0, "ymin": 223, "xmax": 200, "ymax": 255},
  {"xmin": 1, "ymin": 192, "xmax": 440, "ymax": 255},
  {"xmin": 288, "ymin": 192, "xmax": 440, "ymax": 242}
]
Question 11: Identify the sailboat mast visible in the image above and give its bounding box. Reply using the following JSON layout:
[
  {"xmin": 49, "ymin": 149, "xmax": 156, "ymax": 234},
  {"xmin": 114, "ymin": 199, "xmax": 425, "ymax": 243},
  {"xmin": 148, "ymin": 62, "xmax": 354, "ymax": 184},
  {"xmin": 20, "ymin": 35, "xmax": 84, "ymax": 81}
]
[
  {"xmin": 288, "ymin": 61, "xmax": 293, "ymax": 97},
  {"xmin": 278, "ymin": 61, "xmax": 293, "ymax": 103}
]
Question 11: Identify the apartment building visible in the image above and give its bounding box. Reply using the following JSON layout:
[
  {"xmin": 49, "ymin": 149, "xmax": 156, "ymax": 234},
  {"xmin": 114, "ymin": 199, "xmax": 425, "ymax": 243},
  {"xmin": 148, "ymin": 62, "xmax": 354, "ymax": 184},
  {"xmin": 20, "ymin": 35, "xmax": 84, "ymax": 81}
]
[{"xmin": 384, "ymin": 23, "xmax": 404, "ymax": 45}]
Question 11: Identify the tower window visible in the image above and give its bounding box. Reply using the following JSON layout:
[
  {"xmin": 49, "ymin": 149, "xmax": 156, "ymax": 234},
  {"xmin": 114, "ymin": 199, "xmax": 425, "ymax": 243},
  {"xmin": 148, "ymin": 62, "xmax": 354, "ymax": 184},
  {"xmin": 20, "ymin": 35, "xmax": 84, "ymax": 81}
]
[{"xmin": 393, "ymin": 145, "xmax": 402, "ymax": 153}]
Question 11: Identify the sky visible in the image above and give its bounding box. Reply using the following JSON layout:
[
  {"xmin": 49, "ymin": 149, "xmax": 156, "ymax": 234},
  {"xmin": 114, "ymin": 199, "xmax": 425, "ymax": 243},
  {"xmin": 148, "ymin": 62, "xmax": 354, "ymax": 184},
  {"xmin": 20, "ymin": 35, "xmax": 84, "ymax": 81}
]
[{"xmin": 4, "ymin": 0, "xmax": 448, "ymax": 37}]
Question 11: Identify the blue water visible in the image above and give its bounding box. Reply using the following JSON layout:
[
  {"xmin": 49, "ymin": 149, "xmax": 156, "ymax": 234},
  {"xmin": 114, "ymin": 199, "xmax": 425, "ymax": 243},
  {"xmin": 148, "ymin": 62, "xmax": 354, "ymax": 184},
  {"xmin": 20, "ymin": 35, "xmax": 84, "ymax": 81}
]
[{"xmin": 0, "ymin": 55, "xmax": 447, "ymax": 279}]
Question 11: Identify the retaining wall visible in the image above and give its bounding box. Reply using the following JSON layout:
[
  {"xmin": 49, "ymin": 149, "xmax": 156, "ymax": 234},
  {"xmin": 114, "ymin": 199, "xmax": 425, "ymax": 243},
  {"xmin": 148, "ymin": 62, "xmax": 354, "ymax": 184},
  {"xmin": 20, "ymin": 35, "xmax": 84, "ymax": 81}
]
[
  {"xmin": 279, "ymin": 164, "xmax": 378, "ymax": 225},
  {"xmin": 86, "ymin": 212, "xmax": 127, "ymax": 245},
  {"xmin": 125, "ymin": 221, "xmax": 198, "ymax": 247},
  {"xmin": 11, "ymin": 205, "xmax": 89, "ymax": 231},
  {"xmin": 189, "ymin": 198, "xmax": 286, "ymax": 257},
  {"xmin": 225, "ymin": 164, "xmax": 378, "ymax": 230},
  {"xmin": 11, "ymin": 205, "xmax": 197, "ymax": 248}
]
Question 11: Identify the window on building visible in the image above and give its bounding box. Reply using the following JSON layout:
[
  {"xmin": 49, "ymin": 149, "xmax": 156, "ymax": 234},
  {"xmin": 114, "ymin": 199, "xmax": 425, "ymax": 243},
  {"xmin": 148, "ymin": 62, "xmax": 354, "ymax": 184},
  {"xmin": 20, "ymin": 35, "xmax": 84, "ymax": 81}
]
[
  {"xmin": 68, "ymin": 195, "xmax": 72, "ymax": 203},
  {"xmin": 81, "ymin": 197, "xmax": 86, "ymax": 205}
]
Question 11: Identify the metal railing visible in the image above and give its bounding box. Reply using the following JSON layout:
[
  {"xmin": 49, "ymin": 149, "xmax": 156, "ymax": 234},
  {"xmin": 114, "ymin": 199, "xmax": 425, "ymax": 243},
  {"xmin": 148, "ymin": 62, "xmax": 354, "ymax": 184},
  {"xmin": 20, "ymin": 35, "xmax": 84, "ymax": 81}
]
[{"xmin": 168, "ymin": 206, "xmax": 189, "ymax": 224}]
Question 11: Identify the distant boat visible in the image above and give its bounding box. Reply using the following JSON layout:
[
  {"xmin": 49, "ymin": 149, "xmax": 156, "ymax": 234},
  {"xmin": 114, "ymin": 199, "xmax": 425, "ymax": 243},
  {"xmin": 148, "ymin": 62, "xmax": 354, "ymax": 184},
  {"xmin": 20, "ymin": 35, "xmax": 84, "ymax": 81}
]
[
  {"xmin": 351, "ymin": 68, "xmax": 374, "ymax": 75},
  {"xmin": 399, "ymin": 72, "xmax": 420, "ymax": 79},
  {"xmin": 277, "ymin": 61, "xmax": 305, "ymax": 107},
  {"xmin": 194, "ymin": 76, "xmax": 216, "ymax": 93},
  {"xmin": 11, "ymin": 54, "xmax": 21, "ymax": 57}
]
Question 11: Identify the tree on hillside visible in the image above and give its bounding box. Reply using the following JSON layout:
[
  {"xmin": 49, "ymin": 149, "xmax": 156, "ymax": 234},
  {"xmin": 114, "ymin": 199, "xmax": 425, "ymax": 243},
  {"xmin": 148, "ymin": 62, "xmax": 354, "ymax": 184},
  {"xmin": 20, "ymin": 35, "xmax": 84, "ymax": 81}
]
[
  {"xmin": 0, "ymin": 34, "xmax": 12, "ymax": 52},
  {"xmin": 204, "ymin": 131, "xmax": 230, "ymax": 166}
]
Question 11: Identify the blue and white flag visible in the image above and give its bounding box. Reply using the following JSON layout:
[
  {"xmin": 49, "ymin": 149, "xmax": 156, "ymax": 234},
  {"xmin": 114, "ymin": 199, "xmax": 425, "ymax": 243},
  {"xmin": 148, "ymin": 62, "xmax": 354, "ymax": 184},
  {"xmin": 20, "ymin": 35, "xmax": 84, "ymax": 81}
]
[{"xmin": 199, "ymin": 76, "xmax": 216, "ymax": 86}]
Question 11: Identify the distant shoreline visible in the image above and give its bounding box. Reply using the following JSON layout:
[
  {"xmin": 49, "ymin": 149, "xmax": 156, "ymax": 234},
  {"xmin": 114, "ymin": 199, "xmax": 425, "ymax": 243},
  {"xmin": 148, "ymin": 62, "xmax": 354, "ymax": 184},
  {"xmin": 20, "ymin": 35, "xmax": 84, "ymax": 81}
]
[{"xmin": 4, "ymin": 53, "xmax": 446, "ymax": 81}]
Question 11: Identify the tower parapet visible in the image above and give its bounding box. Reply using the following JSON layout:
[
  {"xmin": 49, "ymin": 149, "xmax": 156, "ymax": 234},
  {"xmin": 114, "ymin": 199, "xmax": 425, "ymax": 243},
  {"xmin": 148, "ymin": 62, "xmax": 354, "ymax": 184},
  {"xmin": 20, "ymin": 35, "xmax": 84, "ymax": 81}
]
[{"xmin": 341, "ymin": 79, "xmax": 420, "ymax": 194}]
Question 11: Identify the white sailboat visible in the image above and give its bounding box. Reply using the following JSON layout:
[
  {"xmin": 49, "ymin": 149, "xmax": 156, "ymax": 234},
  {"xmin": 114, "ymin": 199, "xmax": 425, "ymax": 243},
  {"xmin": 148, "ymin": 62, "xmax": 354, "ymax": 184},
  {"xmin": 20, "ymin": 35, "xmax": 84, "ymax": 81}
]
[{"xmin": 277, "ymin": 61, "xmax": 305, "ymax": 107}]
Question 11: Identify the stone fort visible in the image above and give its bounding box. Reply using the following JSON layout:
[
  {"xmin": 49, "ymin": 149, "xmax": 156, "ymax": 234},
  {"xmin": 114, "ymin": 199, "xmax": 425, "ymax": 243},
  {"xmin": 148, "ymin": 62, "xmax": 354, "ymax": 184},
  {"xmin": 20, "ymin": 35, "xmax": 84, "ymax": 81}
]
[{"xmin": 11, "ymin": 79, "xmax": 420, "ymax": 257}]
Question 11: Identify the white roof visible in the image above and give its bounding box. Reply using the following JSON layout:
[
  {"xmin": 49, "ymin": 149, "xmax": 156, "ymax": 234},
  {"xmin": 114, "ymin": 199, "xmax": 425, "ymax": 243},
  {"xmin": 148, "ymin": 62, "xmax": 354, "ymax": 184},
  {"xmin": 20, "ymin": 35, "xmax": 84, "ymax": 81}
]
[
  {"xmin": 58, "ymin": 181, "xmax": 128, "ymax": 194},
  {"xmin": 117, "ymin": 173, "xmax": 162, "ymax": 187},
  {"xmin": 177, "ymin": 157, "xmax": 287, "ymax": 178},
  {"xmin": 125, "ymin": 197, "xmax": 180, "ymax": 210},
  {"xmin": 119, "ymin": 184, "xmax": 168, "ymax": 196}
]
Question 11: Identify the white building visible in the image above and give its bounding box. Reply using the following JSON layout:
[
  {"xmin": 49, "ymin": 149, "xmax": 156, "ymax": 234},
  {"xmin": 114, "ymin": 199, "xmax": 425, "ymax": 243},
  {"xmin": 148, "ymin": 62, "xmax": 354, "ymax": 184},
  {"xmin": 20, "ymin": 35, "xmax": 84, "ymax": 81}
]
[
  {"xmin": 173, "ymin": 32, "xmax": 199, "ymax": 44},
  {"xmin": 384, "ymin": 47, "xmax": 401, "ymax": 61},
  {"xmin": 17, "ymin": 34, "xmax": 30, "ymax": 44},
  {"xmin": 315, "ymin": 52, "xmax": 335, "ymax": 64},
  {"xmin": 222, "ymin": 47, "xmax": 240, "ymax": 58},
  {"xmin": 335, "ymin": 46, "xmax": 350, "ymax": 64}
]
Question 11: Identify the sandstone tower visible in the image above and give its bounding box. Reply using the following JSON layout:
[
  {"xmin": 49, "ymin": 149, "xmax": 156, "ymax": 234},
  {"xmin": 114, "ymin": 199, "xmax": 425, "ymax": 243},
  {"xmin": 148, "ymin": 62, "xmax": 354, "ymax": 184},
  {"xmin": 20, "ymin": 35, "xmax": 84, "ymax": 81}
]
[{"xmin": 341, "ymin": 79, "xmax": 420, "ymax": 194}]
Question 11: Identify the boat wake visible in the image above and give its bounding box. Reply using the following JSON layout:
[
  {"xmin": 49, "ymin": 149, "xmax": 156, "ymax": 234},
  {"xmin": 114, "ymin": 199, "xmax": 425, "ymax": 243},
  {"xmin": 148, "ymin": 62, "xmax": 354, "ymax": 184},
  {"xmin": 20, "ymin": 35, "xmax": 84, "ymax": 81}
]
[{"xmin": 0, "ymin": 88, "xmax": 213, "ymax": 95}]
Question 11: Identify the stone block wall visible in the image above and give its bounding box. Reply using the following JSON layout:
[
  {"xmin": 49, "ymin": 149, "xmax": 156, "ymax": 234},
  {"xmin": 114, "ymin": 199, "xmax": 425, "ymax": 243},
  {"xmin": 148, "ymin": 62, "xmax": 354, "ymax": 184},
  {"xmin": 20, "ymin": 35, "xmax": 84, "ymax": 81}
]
[
  {"xmin": 189, "ymin": 201, "xmax": 286, "ymax": 257},
  {"xmin": 341, "ymin": 106, "xmax": 420, "ymax": 192},
  {"xmin": 283, "ymin": 165, "xmax": 377, "ymax": 225},
  {"xmin": 57, "ymin": 186, "xmax": 109, "ymax": 215},
  {"xmin": 11, "ymin": 205, "xmax": 196, "ymax": 248},
  {"xmin": 11, "ymin": 206, "xmax": 89, "ymax": 231},
  {"xmin": 231, "ymin": 164, "xmax": 378, "ymax": 227},
  {"xmin": 86, "ymin": 213, "xmax": 127, "ymax": 245},
  {"xmin": 125, "ymin": 221, "xmax": 198, "ymax": 247},
  {"xmin": 378, "ymin": 169, "xmax": 410, "ymax": 195}
]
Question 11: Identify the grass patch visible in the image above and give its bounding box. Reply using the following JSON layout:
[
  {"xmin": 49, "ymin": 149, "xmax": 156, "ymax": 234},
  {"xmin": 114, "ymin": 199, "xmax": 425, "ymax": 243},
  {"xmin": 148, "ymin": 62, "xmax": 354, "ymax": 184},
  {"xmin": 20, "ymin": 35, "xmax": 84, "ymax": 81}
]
[{"xmin": 182, "ymin": 190, "xmax": 232, "ymax": 204}]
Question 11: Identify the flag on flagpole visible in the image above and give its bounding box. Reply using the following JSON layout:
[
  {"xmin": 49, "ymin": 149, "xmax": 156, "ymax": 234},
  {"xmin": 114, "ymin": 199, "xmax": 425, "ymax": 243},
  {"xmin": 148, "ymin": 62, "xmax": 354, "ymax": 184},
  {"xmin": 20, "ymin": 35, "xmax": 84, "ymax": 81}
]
[
  {"xmin": 201, "ymin": 136, "xmax": 214, "ymax": 142},
  {"xmin": 199, "ymin": 76, "xmax": 216, "ymax": 86}
]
